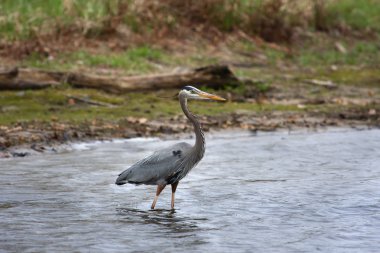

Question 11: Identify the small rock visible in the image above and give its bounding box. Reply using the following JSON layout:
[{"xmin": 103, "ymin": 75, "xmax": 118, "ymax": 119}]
[
  {"xmin": 68, "ymin": 98, "xmax": 76, "ymax": 105},
  {"xmin": 126, "ymin": 116, "xmax": 137, "ymax": 123},
  {"xmin": 11, "ymin": 151, "xmax": 29, "ymax": 157},
  {"xmin": 31, "ymin": 143, "xmax": 45, "ymax": 152},
  {"xmin": 368, "ymin": 109, "xmax": 376, "ymax": 115},
  {"xmin": 1, "ymin": 106, "xmax": 19, "ymax": 112},
  {"xmin": 0, "ymin": 136, "xmax": 9, "ymax": 147},
  {"xmin": 335, "ymin": 42, "xmax": 347, "ymax": 54},
  {"xmin": 16, "ymin": 91, "xmax": 25, "ymax": 97},
  {"xmin": 0, "ymin": 152, "xmax": 11, "ymax": 158},
  {"xmin": 138, "ymin": 118, "xmax": 148, "ymax": 124}
]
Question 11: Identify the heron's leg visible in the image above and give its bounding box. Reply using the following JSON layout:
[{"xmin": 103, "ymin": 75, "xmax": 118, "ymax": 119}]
[
  {"xmin": 151, "ymin": 184, "xmax": 166, "ymax": 209},
  {"xmin": 171, "ymin": 182, "xmax": 179, "ymax": 210}
]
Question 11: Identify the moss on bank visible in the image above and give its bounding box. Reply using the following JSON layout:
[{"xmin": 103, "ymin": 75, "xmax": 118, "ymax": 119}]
[
  {"xmin": 0, "ymin": 86, "xmax": 302, "ymax": 126},
  {"xmin": 1, "ymin": 64, "xmax": 379, "ymax": 127}
]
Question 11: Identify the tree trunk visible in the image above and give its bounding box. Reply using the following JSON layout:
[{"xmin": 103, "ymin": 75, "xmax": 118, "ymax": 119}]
[{"xmin": 0, "ymin": 65, "xmax": 240, "ymax": 93}]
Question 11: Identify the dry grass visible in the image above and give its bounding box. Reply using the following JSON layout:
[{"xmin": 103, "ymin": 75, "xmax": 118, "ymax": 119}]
[{"xmin": 0, "ymin": 0, "xmax": 378, "ymax": 60}]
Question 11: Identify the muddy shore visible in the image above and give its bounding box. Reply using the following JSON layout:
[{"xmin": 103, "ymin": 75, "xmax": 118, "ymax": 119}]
[{"xmin": 1, "ymin": 107, "xmax": 378, "ymax": 158}]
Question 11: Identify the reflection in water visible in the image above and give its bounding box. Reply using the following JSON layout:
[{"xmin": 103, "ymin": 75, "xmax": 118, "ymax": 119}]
[
  {"xmin": 116, "ymin": 208, "xmax": 205, "ymax": 235},
  {"xmin": 0, "ymin": 129, "xmax": 380, "ymax": 252}
]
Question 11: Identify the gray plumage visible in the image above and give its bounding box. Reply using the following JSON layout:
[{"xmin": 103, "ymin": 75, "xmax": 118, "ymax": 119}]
[
  {"xmin": 115, "ymin": 86, "xmax": 225, "ymax": 209},
  {"xmin": 116, "ymin": 142, "xmax": 193, "ymax": 185}
]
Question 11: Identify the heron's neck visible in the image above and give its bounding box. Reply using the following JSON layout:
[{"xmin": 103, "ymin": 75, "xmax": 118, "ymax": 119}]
[{"xmin": 180, "ymin": 96, "xmax": 205, "ymax": 155}]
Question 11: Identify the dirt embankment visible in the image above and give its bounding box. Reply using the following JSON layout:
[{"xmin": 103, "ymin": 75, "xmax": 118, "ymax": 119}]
[{"xmin": 1, "ymin": 105, "xmax": 378, "ymax": 158}]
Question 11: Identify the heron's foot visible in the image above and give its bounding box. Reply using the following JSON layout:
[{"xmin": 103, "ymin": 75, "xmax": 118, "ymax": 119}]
[{"xmin": 151, "ymin": 196, "xmax": 158, "ymax": 209}]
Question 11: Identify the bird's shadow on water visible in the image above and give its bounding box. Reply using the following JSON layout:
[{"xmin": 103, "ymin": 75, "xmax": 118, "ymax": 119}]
[{"xmin": 115, "ymin": 207, "xmax": 207, "ymax": 235}]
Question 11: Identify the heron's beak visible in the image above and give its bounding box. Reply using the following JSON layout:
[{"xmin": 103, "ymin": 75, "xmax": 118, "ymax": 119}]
[{"xmin": 198, "ymin": 91, "xmax": 226, "ymax": 101}]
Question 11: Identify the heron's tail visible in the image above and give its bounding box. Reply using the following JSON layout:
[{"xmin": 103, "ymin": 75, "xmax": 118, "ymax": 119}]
[{"xmin": 115, "ymin": 169, "xmax": 130, "ymax": 185}]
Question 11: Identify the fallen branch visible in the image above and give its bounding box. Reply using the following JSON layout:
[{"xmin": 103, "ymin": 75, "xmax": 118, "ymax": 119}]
[
  {"xmin": 304, "ymin": 79, "xmax": 338, "ymax": 89},
  {"xmin": 0, "ymin": 65, "xmax": 240, "ymax": 93},
  {"xmin": 65, "ymin": 95, "xmax": 116, "ymax": 107},
  {"xmin": 67, "ymin": 65, "xmax": 240, "ymax": 93},
  {"xmin": 0, "ymin": 67, "xmax": 62, "ymax": 90}
]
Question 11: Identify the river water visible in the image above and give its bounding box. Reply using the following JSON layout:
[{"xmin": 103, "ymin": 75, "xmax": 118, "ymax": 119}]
[{"xmin": 0, "ymin": 128, "xmax": 379, "ymax": 252}]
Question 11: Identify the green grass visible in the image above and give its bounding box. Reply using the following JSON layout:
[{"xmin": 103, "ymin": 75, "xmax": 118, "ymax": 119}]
[
  {"xmin": 0, "ymin": 63, "xmax": 378, "ymax": 127},
  {"xmin": 0, "ymin": 86, "xmax": 306, "ymax": 126},
  {"xmin": 23, "ymin": 46, "xmax": 166, "ymax": 73},
  {"xmin": 0, "ymin": 0, "xmax": 115, "ymax": 40},
  {"xmin": 0, "ymin": 87, "xmax": 186, "ymax": 125},
  {"xmin": 0, "ymin": 0, "xmax": 64, "ymax": 39},
  {"xmin": 68, "ymin": 46, "xmax": 164, "ymax": 73},
  {"xmin": 22, "ymin": 45, "xmax": 225, "ymax": 74},
  {"xmin": 297, "ymin": 41, "xmax": 380, "ymax": 66},
  {"xmin": 1, "ymin": 0, "xmax": 379, "ymax": 42},
  {"xmin": 233, "ymin": 36, "xmax": 378, "ymax": 68},
  {"xmin": 324, "ymin": 0, "xmax": 380, "ymax": 32},
  {"xmin": 322, "ymin": 68, "xmax": 380, "ymax": 87}
]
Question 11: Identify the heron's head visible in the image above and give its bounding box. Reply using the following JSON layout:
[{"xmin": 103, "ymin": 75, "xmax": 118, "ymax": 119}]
[{"xmin": 179, "ymin": 86, "xmax": 226, "ymax": 101}]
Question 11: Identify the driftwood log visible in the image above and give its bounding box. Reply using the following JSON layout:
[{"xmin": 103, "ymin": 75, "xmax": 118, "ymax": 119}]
[
  {"xmin": 0, "ymin": 65, "xmax": 240, "ymax": 93},
  {"xmin": 0, "ymin": 67, "xmax": 61, "ymax": 90}
]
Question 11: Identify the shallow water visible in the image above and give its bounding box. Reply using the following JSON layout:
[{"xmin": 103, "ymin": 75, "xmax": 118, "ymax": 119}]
[{"xmin": 1, "ymin": 128, "xmax": 379, "ymax": 252}]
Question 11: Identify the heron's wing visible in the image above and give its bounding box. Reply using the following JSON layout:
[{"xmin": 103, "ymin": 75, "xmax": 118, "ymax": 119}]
[{"xmin": 116, "ymin": 142, "xmax": 192, "ymax": 185}]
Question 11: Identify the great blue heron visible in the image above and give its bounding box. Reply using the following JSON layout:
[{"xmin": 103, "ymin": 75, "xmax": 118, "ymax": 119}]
[{"xmin": 115, "ymin": 86, "xmax": 226, "ymax": 209}]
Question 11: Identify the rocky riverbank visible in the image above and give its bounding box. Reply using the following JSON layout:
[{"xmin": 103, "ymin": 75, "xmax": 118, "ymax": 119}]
[{"xmin": 1, "ymin": 105, "xmax": 378, "ymax": 158}]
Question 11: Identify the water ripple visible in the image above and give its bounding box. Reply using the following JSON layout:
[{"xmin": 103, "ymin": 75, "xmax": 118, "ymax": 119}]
[{"xmin": 1, "ymin": 129, "xmax": 380, "ymax": 252}]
